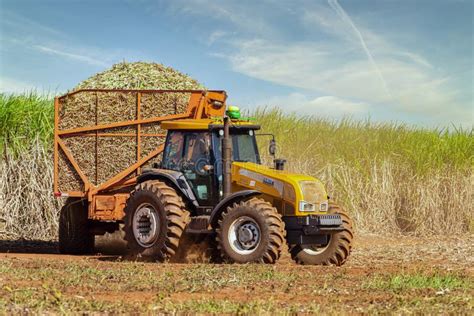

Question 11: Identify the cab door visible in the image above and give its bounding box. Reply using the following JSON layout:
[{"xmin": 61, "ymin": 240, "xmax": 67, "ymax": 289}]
[{"xmin": 162, "ymin": 131, "xmax": 219, "ymax": 207}]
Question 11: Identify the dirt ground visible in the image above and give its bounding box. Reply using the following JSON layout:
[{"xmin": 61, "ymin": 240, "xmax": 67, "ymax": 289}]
[{"xmin": 0, "ymin": 234, "xmax": 472, "ymax": 314}]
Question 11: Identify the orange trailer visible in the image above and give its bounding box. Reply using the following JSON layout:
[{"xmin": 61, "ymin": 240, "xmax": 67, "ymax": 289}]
[{"xmin": 53, "ymin": 89, "xmax": 227, "ymax": 222}]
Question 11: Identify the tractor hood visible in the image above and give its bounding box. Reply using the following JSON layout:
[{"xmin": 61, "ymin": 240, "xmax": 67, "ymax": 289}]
[{"xmin": 231, "ymin": 161, "xmax": 329, "ymax": 216}]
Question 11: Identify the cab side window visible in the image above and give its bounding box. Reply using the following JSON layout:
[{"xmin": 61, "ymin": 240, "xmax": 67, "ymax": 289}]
[
  {"xmin": 163, "ymin": 131, "xmax": 185, "ymax": 171},
  {"xmin": 163, "ymin": 131, "xmax": 215, "ymax": 206}
]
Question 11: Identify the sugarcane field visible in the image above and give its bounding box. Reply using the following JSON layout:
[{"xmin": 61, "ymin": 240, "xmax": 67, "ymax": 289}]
[{"xmin": 0, "ymin": 1, "xmax": 473, "ymax": 315}]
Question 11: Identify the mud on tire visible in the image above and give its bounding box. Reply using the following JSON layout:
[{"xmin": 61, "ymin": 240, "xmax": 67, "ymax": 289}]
[
  {"xmin": 290, "ymin": 203, "xmax": 353, "ymax": 266},
  {"xmin": 216, "ymin": 197, "xmax": 285, "ymax": 264},
  {"xmin": 123, "ymin": 180, "xmax": 190, "ymax": 261},
  {"xmin": 59, "ymin": 198, "xmax": 94, "ymax": 254}
]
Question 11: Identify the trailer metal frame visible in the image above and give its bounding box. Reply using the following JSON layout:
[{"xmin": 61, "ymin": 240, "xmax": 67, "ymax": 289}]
[{"xmin": 53, "ymin": 89, "xmax": 227, "ymax": 220}]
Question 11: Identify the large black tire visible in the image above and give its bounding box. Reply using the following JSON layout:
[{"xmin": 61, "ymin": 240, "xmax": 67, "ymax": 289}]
[
  {"xmin": 290, "ymin": 203, "xmax": 353, "ymax": 266},
  {"xmin": 58, "ymin": 198, "xmax": 94, "ymax": 254},
  {"xmin": 123, "ymin": 180, "xmax": 190, "ymax": 261},
  {"xmin": 216, "ymin": 198, "xmax": 285, "ymax": 264}
]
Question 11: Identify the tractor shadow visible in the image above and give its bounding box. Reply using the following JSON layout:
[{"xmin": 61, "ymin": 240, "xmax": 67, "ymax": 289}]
[
  {"xmin": 0, "ymin": 239, "xmax": 58, "ymax": 254},
  {"xmin": 0, "ymin": 232, "xmax": 127, "ymax": 257},
  {"xmin": 0, "ymin": 232, "xmax": 216, "ymax": 263}
]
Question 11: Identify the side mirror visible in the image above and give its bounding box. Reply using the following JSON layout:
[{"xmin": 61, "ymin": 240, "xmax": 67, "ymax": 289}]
[{"xmin": 269, "ymin": 139, "xmax": 276, "ymax": 156}]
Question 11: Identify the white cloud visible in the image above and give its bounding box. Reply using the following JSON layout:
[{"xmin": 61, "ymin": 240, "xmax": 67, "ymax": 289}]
[
  {"xmin": 258, "ymin": 92, "xmax": 369, "ymax": 119},
  {"xmin": 0, "ymin": 77, "xmax": 42, "ymax": 94},
  {"xmin": 0, "ymin": 12, "xmax": 119, "ymax": 69},
  {"xmin": 164, "ymin": 0, "xmax": 276, "ymax": 37},
  {"xmin": 1, "ymin": 10, "xmax": 64, "ymax": 37},
  {"xmin": 302, "ymin": 96, "xmax": 369, "ymax": 116},
  {"xmin": 208, "ymin": 30, "xmax": 228, "ymax": 45},
  {"xmin": 172, "ymin": 0, "xmax": 471, "ymax": 125},
  {"xmin": 204, "ymin": 2, "xmax": 472, "ymax": 125},
  {"xmin": 32, "ymin": 45, "xmax": 108, "ymax": 67},
  {"xmin": 396, "ymin": 52, "xmax": 433, "ymax": 69},
  {"xmin": 226, "ymin": 38, "xmax": 471, "ymax": 124},
  {"xmin": 0, "ymin": 76, "xmax": 63, "ymax": 96}
]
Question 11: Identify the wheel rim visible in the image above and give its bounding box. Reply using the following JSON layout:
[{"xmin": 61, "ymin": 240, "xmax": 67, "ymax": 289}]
[
  {"xmin": 228, "ymin": 216, "xmax": 261, "ymax": 255},
  {"xmin": 132, "ymin": 203, "xmax": 159, "ymax": 248},
  {"xmin": 302, "ymin": 236, "xmax": 331, "ymax": 255}
]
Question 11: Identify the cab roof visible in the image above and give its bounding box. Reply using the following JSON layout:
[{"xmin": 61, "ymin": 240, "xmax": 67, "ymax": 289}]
[{"xmin": 161, "ymin": 118, "xmax": 260, "ymax": 131}]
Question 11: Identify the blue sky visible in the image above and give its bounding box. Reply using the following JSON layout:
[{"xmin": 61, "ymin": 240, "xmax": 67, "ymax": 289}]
[{"xmin": 0, "ymin": 0, "xmax": 472, "ymax": 127}]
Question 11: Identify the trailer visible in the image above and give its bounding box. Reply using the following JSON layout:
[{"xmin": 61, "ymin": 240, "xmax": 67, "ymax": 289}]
[{"xmin": 54, "ymin": 89, "xmax": 227, "ymax": 223}]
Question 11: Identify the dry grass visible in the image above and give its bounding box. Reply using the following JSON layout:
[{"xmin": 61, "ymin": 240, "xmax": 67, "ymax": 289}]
[
  {"xmin": 1, "ymin": 144, "xmax": 471, "ymax": 239},
  {"xmin": 256, "ymin": 109, "xmax": 473, "ymax": 236},
  {"xmin": 0, "ymin": 141, "xmax": 61, "ymax": 239},
  {"xmin": 281, "ymin": 154, "xmax": 473, "ymax": 235},
  {"xmin": 319, "ymin": 163, "xmax": 473, "ymax": 235}
]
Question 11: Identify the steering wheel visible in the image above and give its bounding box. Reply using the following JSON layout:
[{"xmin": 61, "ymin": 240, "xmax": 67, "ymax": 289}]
[{"xmin": 195, "ymin": 158, "xmax": 210, "ymax": 176}]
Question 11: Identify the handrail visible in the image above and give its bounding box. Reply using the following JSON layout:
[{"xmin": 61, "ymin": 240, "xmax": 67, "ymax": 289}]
[{"xmin": 58, "ymin": 88, "xmax": 226, "ymax": 100}]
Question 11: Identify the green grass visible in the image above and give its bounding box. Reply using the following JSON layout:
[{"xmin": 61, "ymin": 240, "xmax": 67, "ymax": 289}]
[
  {"xmin": 365, "ymin": 271, "xmax": 472, "ymax": 292},
  {"xmin": 0, "ymin": 93, "xmax": 53, "ymax": 154},
  {"xmin": 254, "ymin": 108, "xmax": 473, "ymax": 174}
]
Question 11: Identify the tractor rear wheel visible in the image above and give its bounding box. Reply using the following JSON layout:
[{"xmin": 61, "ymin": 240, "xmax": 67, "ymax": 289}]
[
  {"xmin": 123, "ymin": 180, "xmax": 190, "ymax": 261},
  {"xmin": 289, "ymin": 203, "xmax": 353, "ymax": 266},
  {"xmin": 216, "ymin": 198, "xmax": 285, "ymax": 264},
  {"xmin": 59, "ymin": 198, "xmax": 94, "ymax": 254}
]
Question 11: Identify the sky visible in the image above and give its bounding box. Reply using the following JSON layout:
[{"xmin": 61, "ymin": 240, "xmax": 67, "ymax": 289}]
[{"xmin": 0, "ymin": 0, "xmax": 472, "ymax": 127}]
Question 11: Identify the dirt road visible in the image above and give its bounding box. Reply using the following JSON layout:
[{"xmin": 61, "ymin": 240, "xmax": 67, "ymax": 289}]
[{"xmin": 1, "ymin": 235, "xmax": 472, "ymax": 314}]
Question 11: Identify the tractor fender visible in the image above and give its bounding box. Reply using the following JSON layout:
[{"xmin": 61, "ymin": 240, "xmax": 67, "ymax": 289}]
[
  {"xmin": 137, "ymin": 169, "xmax": 199, "ymax": 208},
  {"xmin": 209, "ymin": 190, "xmax": 261, "ymax": 228}
]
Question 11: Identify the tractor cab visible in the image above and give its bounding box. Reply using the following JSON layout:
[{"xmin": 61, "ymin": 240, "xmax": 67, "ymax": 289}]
[{"xmin": 160, "ymin": 118, "xmax": 261, "ymax": 207}]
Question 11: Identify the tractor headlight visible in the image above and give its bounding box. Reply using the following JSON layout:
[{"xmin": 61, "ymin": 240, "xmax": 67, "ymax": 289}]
[
  {"xmin": 299, "ymin": 180, "xmax": 328, "ymax": 212},
  {"xmin": 320, "ymin": 200, "xmax": 328, "ymax": 212},
  {"xmin": 299, "ymin": 201, "xmax": 316, "ymax": 212}
]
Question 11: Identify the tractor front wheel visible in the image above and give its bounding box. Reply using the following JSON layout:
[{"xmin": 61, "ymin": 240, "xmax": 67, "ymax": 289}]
[
  {"xmin": 216, "ymin": 198, "xmax": 285, "ymax": 264},
  {"xmin": 289, "ymin": 203, "xmax": 353, "ymax": 266},
  {"xmin": 123, "ymin": 180, "xmax": 190, "ymax": 261}
]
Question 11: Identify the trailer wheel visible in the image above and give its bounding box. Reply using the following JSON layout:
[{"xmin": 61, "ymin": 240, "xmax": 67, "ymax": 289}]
[
  {"xmin": 289, "ymin": 203, "xmax": 353, "ymax": 266},
  {"xmin": 123, "ymin": 180, "xmax": 190, "ymax": 261},
  {"xmin": 216, "ymin": 198, "xmax": 285, "ymax": 264},
  {"xmin": 59, "ymin": 198, "xmax": 94, "ymax": 254}
]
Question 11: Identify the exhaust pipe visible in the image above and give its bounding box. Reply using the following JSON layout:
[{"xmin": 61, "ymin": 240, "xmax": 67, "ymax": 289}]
[{"xmin": 222, "ymin": 116, "xmax": 232, "ymax": 198}]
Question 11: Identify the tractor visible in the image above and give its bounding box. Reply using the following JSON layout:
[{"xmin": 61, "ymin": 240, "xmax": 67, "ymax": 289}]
[
  {"xmin": 56, "ymin": 90, "xmax": 353, "ymax": 265},
  {"xmin": 121, "ymin": 107, "xmax": 353, "ymax": 265}
]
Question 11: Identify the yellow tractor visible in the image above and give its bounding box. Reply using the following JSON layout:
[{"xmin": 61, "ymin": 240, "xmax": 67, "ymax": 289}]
[
  {"xmin": 124, "ymin": 107, "xmax": 353, "ymax": 265},
  {"xmin": 55, "ymin": 90, "xmax": 353, "ymax": 265}
]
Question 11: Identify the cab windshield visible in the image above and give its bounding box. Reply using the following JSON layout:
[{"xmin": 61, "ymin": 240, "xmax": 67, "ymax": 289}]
[{"xmin": 213, "ymin": 129, "xmax": 261, "ymax": 164}]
